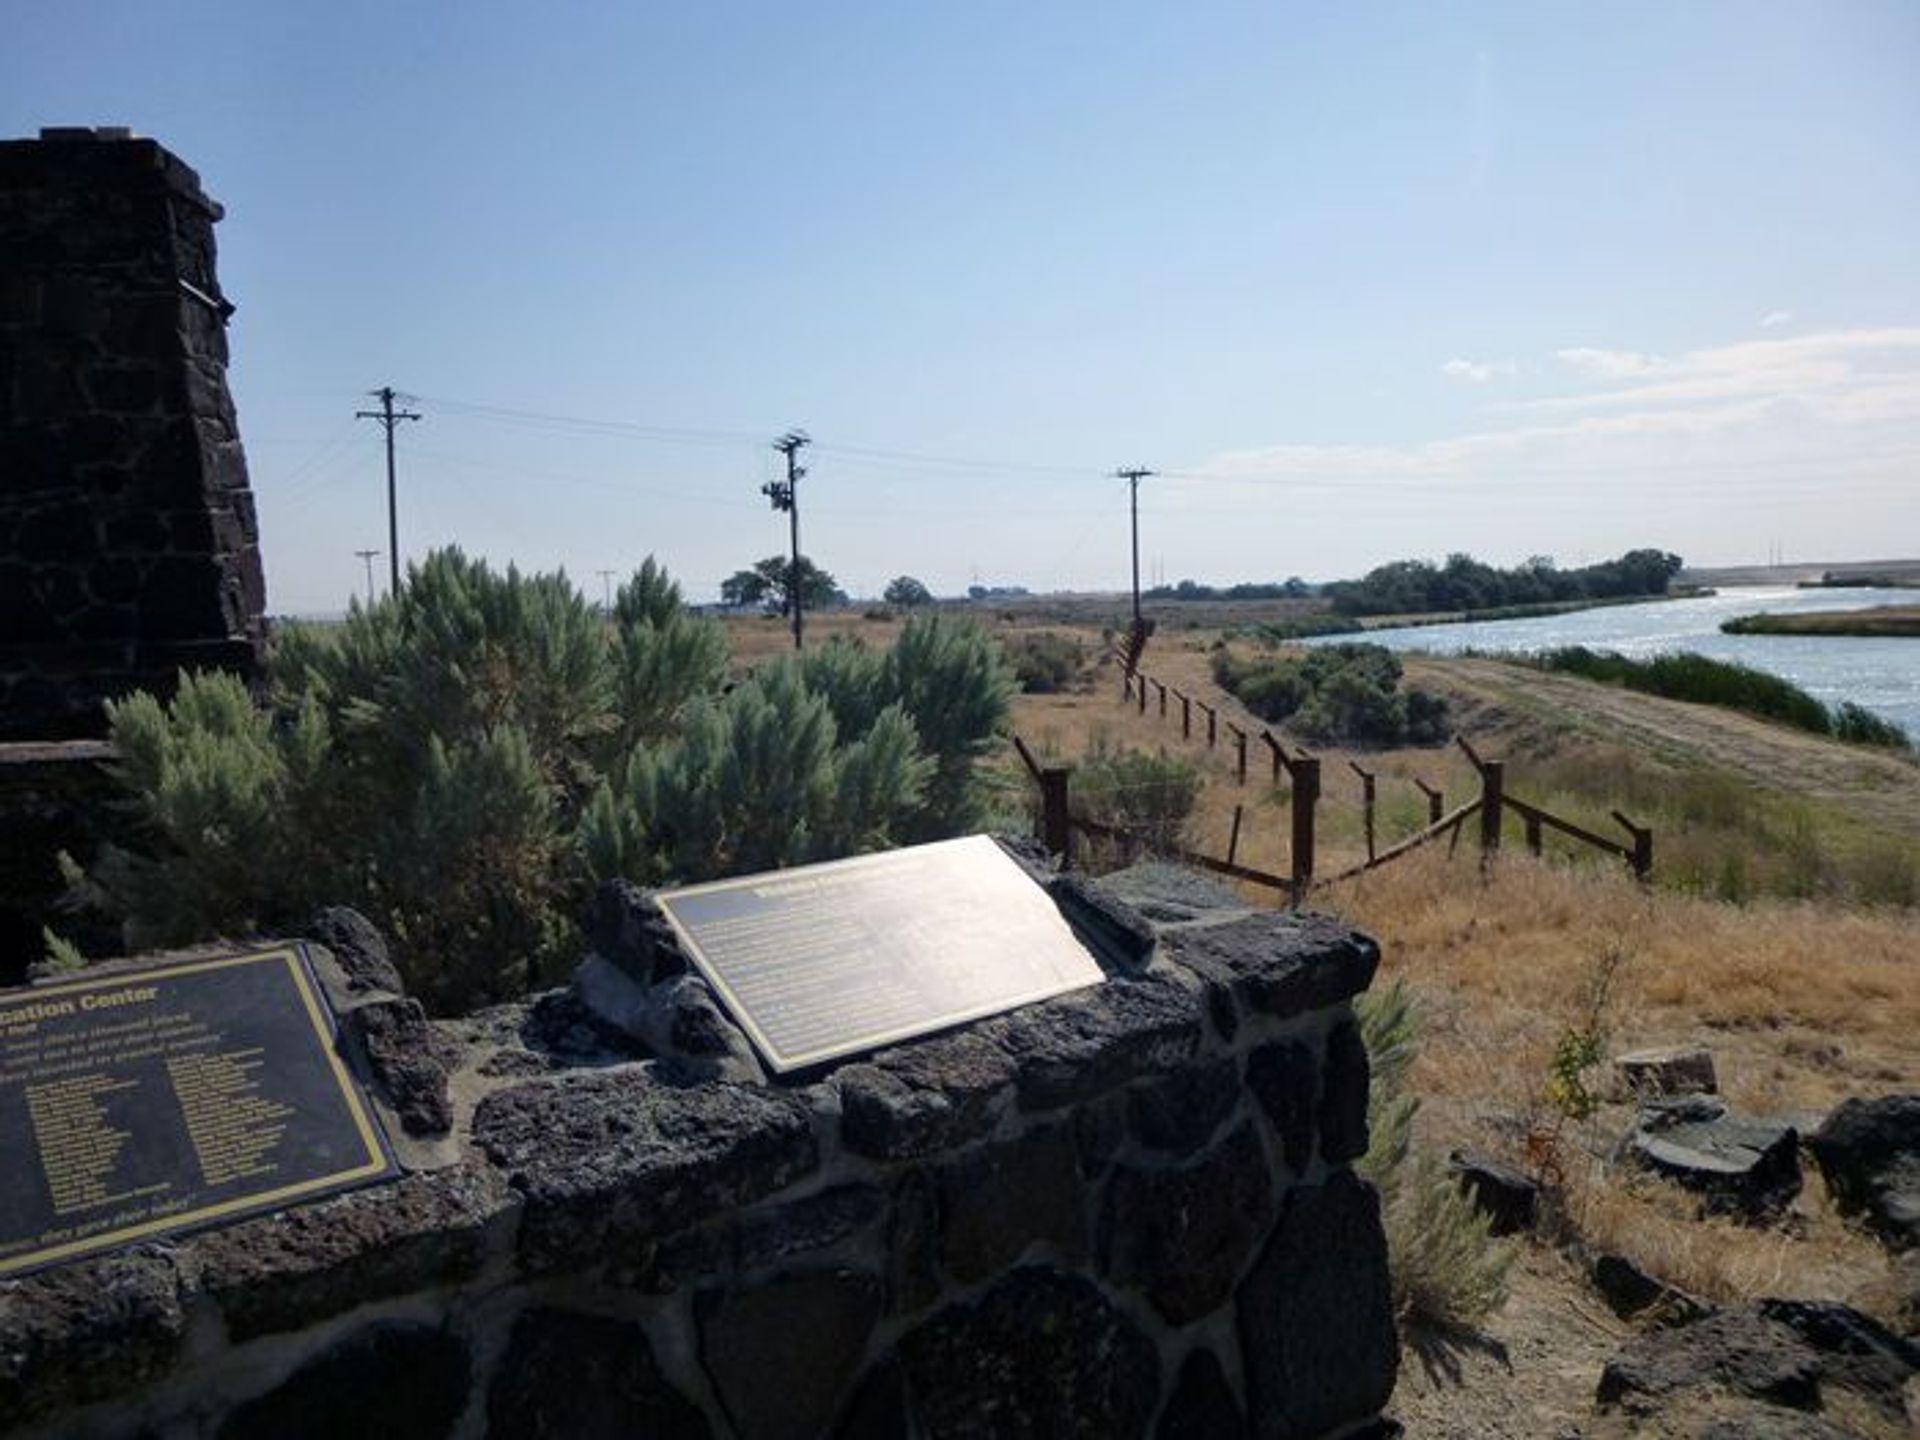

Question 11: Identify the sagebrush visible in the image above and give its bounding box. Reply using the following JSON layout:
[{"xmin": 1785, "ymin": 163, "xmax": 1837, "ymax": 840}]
[{"xmin": 70, "ymin": 550, "xmax": 1012, "ymax": 1012}]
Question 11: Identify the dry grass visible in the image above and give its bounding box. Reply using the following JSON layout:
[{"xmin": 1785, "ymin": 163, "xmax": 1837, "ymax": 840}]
[{"xmin": 1316, "ymin": 852, "xmax": 1917, "ymax": 1317}]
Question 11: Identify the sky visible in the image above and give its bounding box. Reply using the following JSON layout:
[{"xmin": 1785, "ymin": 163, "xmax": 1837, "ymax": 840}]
[{"xmin": 6, "ymin": 2, "xmax": 1918, "ymax": 612}]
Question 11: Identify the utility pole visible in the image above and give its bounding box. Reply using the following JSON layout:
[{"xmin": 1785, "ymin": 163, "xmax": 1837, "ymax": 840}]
[
  {"xmin": 1114, "ymin": 467, "xmax": 1155, "ymax": 624},
  {"xmin": 356, "ymin": 387, "xmax": 420, "ymax": 598},
  {"xmin": 354, "ymin": 548, "xmax": 381, "ymax": 607},
  {"xmin": 765, "ymin": 430, "xmax": 810, "ymax": 650},
  {"xmin": 597, "ymin": 569, "xmax": 616, "ymax": 613}
]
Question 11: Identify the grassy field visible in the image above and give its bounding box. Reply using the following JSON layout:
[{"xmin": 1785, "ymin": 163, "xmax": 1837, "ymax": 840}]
[
  {"xmin": 1722, "ymin": 604, "xmax": 1920, "ymax": 637},
  {"xmin": 724, "ymin": 607, "xmax": 1919, "ymax": 1334}
]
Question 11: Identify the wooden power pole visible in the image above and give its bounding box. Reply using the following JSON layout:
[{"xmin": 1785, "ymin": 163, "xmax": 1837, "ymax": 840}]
[
  {"xmin": 765, "ymin": 430, "xmax": 811, "ymax": 650},
  {"xmin": 1115, "ymin": 467, "xmax": 1155, "ymax": 624},
  {"xmin": 356, "ymin": 387, "xmax": 420, "ymax": 597}
]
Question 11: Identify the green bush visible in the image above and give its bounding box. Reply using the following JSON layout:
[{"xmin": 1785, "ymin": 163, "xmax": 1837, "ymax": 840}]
[
  {"xmin": 1070, "ymin": 741, "xmax": 1202, "ymax": 856},
  {"xmin": 1357, "ymin": 980, "xmax": 1514, "ymax": 1327},
  {"xmin": 1002, "ymin": 631, "xmax": 1087, "ymax": 694},
  {"xmin": 1214, "ymin": 642, "xmax": 1449, "ymax": 746},
  {"xmin": 75, "ymin": 551, "xmax": 1011, "ymax": 1014}
]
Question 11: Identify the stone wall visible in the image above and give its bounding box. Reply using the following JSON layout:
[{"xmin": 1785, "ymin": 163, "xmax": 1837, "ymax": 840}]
[
  {"xmin": 0, "ymin": 127, "xmax": 264, "ymax": 741},
  {"xmin": 0, "ymin": 861, "xmax": 1397, "ymax": 1438}
]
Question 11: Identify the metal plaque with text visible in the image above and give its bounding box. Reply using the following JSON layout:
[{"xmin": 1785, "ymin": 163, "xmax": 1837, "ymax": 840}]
[
  {"xmin": 656, "ymin": 834, "xmax": 1104, "ymax": 1073},
  {"xmin": 0, "ymin": 947, "xmax": 396, "ymax": 1277}
]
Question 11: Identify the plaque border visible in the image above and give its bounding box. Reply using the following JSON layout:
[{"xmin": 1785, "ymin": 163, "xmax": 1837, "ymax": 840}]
[
  {"xmin": 0, "ymin": 945, "xmax": 396, "ymax": 1278},
  {"xmin": 656, "ymin": 834, "xmax": 1103, "ymax": 1074}
]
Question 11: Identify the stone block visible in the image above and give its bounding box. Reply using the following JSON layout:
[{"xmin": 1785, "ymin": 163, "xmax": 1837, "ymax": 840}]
[
  {"xmin": 1127, "ymin": 1056, "xmax": 1240, "ymax": 1157},
  {"xmin": 471, "ymin": 1067, "xmax": 819, "ymax": 1270},
  {"xmin": 698, "ymin": 1268, "xmax": 882, "ymax": 1440},
  {"xmin": 1102, "ymin": 1122, "xmax": 1274, "ymax": 1323},
  {"xmin": 1614, "ymin": 1043, "xmax": 1718, "ymax": 1099},
  {"xmin": 896, "ymin": 1268, "xmax": 1161, "ymax": 1439},
  {"xmin": 988, "ymin": 970, "xmax": 1204, "ymax": 1113},
  {"xmin": 193, "ymin": 1163, "xmax": 515, "ymax": 1341},
  {"xmin": 1162, "ymin": 911, "xmax": 1380, "ymax": 1028},
  {"xmin": 1318, "ymin": 1018, "xmax": 1371, "ymax": 1164},
  {"xmin": 1237, "ymin": 1173, "xmax": 1397, "ymax": 1440},
  {"xmin": 0, "ymin": 1249, "xmax": 187, "ymax": 1427},
  {"xmin": 305, "ymin": 905, "xmax": 403, "ymax": 997},
  {"xmin": 938, "ymin": 1123, "xmax": 1086, "ymax": 1283},
  {"xmin": 342, "ymin": 995, "xmax": 456, "ymax": 1137},
  {"xmin": 1807, "ymin": 1093, "xmax": 1920, "ymax": 1250},
  {"xmin": 1246, "ymin": 1039, "xmax": 1317, "ymax": 1175},
  {"xmin": 838, "ymin": 1028, "xmax": 1016, "ymax": 1160},
  {"xmin": 487, "ymin": 1306, "xmax": 711, "ymax": 1439},
  {"xmin": 1448, "ymin": 1150, "xmax": 1538, "ymax": 1236},
  {"xmin": 216, "ymin": 1322, "xmax": 469, "ymax": 1440},
  {"xmin": 1626, "ymin": 1096, "xmax": 1802, "ymax": 1221}
]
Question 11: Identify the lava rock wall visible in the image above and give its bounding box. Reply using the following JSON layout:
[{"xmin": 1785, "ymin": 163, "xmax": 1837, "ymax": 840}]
[{"xmin": 0, "ymin": 864, "xmax": 1398, "ymax": 1438}]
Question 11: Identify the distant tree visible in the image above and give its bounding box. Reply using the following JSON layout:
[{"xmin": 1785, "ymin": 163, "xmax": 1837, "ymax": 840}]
[
  {"xmin": 720, "ymin": 555, "xmax": 846, "ymax": 615},
  {"xmin": 883, "ymin": 575, "xmax": 934, "ymax": 608}
]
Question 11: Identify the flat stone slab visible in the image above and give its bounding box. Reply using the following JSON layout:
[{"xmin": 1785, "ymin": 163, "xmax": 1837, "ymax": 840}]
[{"xmin": 1626, "ymin": 1096, "xmax": 1801, "ymax": 1220}]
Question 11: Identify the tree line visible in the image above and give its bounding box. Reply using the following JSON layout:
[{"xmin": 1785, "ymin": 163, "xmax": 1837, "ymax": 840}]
[{"xmin": 1323, "ymin": 549, "xmax": 1684, "ymax": 617}]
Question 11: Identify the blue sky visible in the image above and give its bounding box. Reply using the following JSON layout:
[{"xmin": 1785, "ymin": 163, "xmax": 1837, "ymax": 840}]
[{"xmin": 8, "ymin": 2, "xmax": 1918, "ymax": 612}]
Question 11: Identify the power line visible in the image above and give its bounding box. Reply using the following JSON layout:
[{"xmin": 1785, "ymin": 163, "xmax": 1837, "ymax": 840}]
[{"xmin": 355, "ymin": 387, "xmax": 421, "ymax": 597}]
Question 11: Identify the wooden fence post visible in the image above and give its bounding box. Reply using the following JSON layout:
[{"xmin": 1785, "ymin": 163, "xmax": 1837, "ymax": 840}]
[
  {"xmin": 1263, "ymin": 731, "xmax": 1285, "ymax": 784},
  {"xmin": 1137, "ymin": 674, "xmax": 1148, "ymax": 714},
  {"xmin": 1524, "ymin": 812, "xmax": 1543, "ymax": 857},
  {"xmin": 1414, "ymin": 777, "xmax": 1443, "ymax": 825},
  {"xmin": 1227, "ymin": 804, "xmax": 1243, "ymax": 865},
  {"xmin": 1478, "ymin": 759, "xmax": 1505, "ymax": 869},
  {"xmin": 1179, "ymin": 691, "xmax": 1191, "ymax": 739},
  {"xmin": 1290, "ymin": 757, "xmax": 1320, "ymax": 905},
  {"xmin": 1040, "ymin": 766, "xmax": 1072, "ymax": 864},
  {"xmin": 1154, "ymin": 678, "xmax": 1167, "ymax": 717},
  {"xmin": 1231, "ymin": 726, "xmax": 1247, "ymax": 786},
  {"xmin": 1350, "ymin": 761, "xmax": 1376, "ymax": 862},
  {"xmin": 1201, "ymin": 703, "xmax": 1216, "ymax": 748},
  {"xmin": 1614, "ymin": 810, "xmax": 1654, "ymax": 884}
]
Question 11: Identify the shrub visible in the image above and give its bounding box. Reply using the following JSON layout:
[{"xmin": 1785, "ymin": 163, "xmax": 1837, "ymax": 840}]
[
  {"xmin": 1214, "ymin": 642, "xmax": 1449, "ymax": 746},
  {"xmin": 74, "ymin": 551, "xmax": 1007, "ymax": 1014},
  {"xmin": 1070, "ymin": 741, "xmax": 1202, "ymax": 857},
  {"xmin": 1357, "ymin": 980, "xmax": 1514, "ymax": 1327},
  {"xmin": 1002, "ymin": 631, "xmax": 1087, "ymax": 694}
]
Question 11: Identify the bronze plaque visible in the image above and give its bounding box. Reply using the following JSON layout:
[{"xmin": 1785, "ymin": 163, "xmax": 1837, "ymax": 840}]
[
  {"xmin": 656, "ymin": 834, "xmax": 1104, "ymax": 1073},
  {"xmin": 0, "ymin": 947, "xmax": 395, "ymax": 1277}
]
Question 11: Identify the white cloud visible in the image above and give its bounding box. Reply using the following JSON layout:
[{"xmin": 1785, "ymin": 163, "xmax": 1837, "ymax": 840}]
[
  {"xmin": 1177, "ymin": 326, "xmax": 1920, "ymax": 492},
  {"xmin": 1555, "ymin": 347, "xmax": 1668, "ymax": 380},
  {"xmin": 1760, "ymin": 310, "xmax": 1794, "ymax": 329},
  {"xmin": 1441, "ymin": 357, "xmax": 1516, "ymax": 383},
  {"xmin": 1529, "ymin": 328, "xmax": 1920, "ymax": 414}
]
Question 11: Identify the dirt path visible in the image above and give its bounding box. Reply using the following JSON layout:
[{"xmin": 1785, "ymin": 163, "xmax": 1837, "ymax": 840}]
[{"xmin": 1388, "ymin": 1250, "xmax": 1629, "ymax": 1438}]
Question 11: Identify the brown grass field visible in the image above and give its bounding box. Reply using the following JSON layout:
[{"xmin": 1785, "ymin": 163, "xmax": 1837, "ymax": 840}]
[{"xmin": 726, "ymin": 604, "xmax": 1919, "ymax": 1338}]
